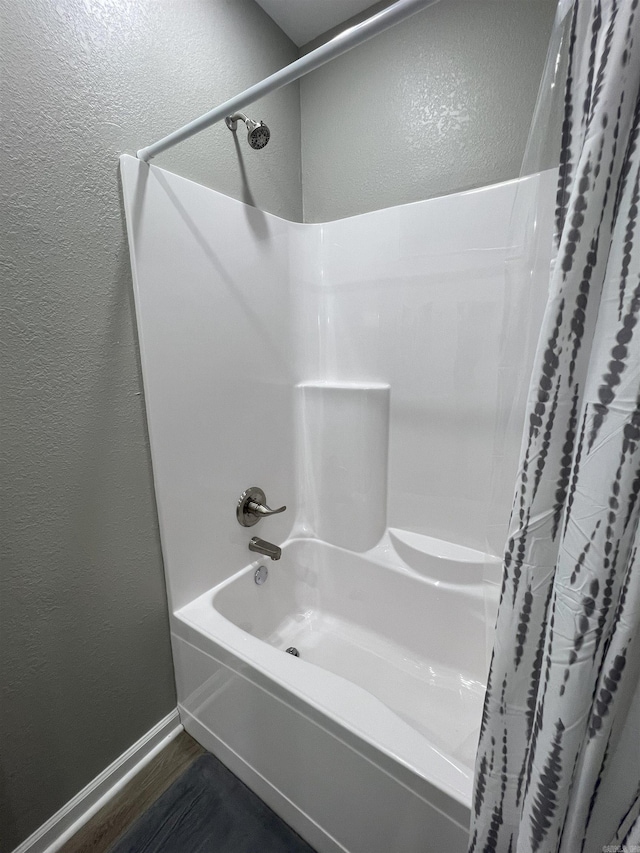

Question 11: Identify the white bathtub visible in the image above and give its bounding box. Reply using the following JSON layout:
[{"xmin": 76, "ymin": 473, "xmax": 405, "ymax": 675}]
[{"xmin": 171, "ymin": 533, "xmax": 499, "ymax": 853}]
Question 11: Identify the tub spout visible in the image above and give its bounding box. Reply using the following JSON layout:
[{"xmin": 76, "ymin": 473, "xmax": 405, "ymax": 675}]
[{"xmin": 249, "ymin": 537, "xmax": 281, "ymax": 560}]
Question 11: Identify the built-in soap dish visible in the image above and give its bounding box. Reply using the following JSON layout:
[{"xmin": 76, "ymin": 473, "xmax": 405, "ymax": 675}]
[{"xmin": 388, "ymin": 528, "xmax": 500, "ymax": 584}]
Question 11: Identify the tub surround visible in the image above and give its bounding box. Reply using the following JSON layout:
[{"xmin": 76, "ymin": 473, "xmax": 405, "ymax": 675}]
[
  {"xmin": 120, "ymin": 155, "xmax": 556, "ymax": 851},
  {"xmin": 120, "ymin": 153, "xmax": 556, "ymax": 582}
]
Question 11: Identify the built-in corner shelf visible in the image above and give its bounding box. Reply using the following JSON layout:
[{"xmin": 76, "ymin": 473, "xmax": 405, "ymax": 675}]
[{"xmin": 296, "ymin": 382, "xmax": 390, "ymax": 552}]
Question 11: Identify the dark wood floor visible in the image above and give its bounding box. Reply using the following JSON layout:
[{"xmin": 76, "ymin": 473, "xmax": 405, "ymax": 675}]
[{"xmin": 60, "ymin": 731, "xmax": 205, "ymax": 853}]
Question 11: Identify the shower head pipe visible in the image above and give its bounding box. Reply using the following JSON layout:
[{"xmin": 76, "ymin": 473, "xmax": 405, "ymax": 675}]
[{"xmin": 136, "ymin": 0, "xmax": 441, "ymax": 162}]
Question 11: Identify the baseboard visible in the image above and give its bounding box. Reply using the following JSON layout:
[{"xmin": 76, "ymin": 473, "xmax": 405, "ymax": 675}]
[{"xmin": 12, "ymin": 708, "xmax": 182, "ymax": 853}]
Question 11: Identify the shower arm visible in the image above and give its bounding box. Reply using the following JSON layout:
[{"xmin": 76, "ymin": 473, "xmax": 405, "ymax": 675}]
[
  {"xmin": 136, "ymin": 0, "xmax": 441, "ymax": 163},
  {"xmin": 225, "ymin": 113, "xmax": 250, "ymax": 133}
]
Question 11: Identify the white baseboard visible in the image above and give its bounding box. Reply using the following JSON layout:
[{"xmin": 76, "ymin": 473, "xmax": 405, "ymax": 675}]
[{"xmin": 12, "ymin": 708, "xmax": 182, "ymax": 853}]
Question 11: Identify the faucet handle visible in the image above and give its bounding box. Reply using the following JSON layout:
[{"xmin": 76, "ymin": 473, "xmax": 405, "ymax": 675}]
[
  {"xmin": 237, "ymin": 487, "xmax": 287, "ymax": 527},
  {"xmin": 247, "ymin": 499, "xmax": 286, "ymax": 518}
]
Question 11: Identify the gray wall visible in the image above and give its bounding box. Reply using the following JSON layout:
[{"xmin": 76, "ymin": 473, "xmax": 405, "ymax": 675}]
[
  {"xmin": 300, "ymin": 0, "xmax": 558, "ymax": 222},
  {"xmin": 1, "ymin": 0, "xmax": 558, "ymax": 847},
  {"xmin": 0, "ymin": 0, "xmax": 301, "ymax": 848}
]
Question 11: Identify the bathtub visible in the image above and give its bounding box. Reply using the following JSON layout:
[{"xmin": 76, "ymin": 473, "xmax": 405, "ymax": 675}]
[{"xmin": 172, "ymin": 533, "xmax": 500, "ymax": 853}]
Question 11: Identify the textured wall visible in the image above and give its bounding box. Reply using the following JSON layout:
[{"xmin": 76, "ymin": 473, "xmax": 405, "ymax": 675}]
[
  {"xmin": 1, "ymin": 0, "xmax": 559, "ymax": 845},
  {"xmin": 300, "ymin": 0, "xmax": 558, "ymax": 222},
  {"xmin": 0, "ymin": 0, "xmax": 301, "ymax": 848}
]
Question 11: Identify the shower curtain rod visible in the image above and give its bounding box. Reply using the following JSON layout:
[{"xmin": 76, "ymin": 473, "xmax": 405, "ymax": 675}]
[{"xmin": 136, "ymin": 0, "xmax": 441, "ymax": 162}]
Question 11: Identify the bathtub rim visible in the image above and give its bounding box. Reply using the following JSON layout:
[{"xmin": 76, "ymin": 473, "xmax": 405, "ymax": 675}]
[
  {"xmin": 173, "ymin": 634, "xmax": 472, "ymax": 852},
  {"xmin": 172, "ymin": 617, "xmax": 472, "ymax": 833},
  {"xmin": 174, "ymin": 536, "xmax": 485, "ymax": 822}
]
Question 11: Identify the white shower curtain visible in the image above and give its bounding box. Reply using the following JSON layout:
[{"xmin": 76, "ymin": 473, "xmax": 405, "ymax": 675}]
[{"xmin": 470, "ymin": 2, "xmax": 640, "ymax": 851}]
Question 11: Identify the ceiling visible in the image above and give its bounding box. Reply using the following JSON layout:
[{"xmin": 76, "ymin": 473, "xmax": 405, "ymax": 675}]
[{"xmin": 253, "ymin": 0, "xmax": 381, "ymax": 47}]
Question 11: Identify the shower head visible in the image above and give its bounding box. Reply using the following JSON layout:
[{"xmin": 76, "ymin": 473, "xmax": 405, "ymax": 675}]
[{"xmin": 225, "ymin": 112, "xmax": 270, "ymax": 150}]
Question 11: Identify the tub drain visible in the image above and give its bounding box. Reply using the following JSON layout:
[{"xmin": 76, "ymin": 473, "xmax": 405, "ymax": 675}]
[{"xmin": 285, "ymin": 647, "xmax": 299, "ymax": 657}]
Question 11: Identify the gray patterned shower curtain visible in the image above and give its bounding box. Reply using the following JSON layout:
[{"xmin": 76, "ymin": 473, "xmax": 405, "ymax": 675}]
[{"xmin": 469, "ymin": 2, "xmax": 640, "ymax": 852}]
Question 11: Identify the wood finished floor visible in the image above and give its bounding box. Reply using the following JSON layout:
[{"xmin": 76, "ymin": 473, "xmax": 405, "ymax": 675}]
[{"xmin": 60, "ymin": 731, "xmax": 205, "ymax": 853}]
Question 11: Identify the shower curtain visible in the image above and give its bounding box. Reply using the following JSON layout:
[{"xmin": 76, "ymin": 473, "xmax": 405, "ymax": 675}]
[{"xmin": 470, "ymin": 2, "xmax": 640, "ymax": 852}]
